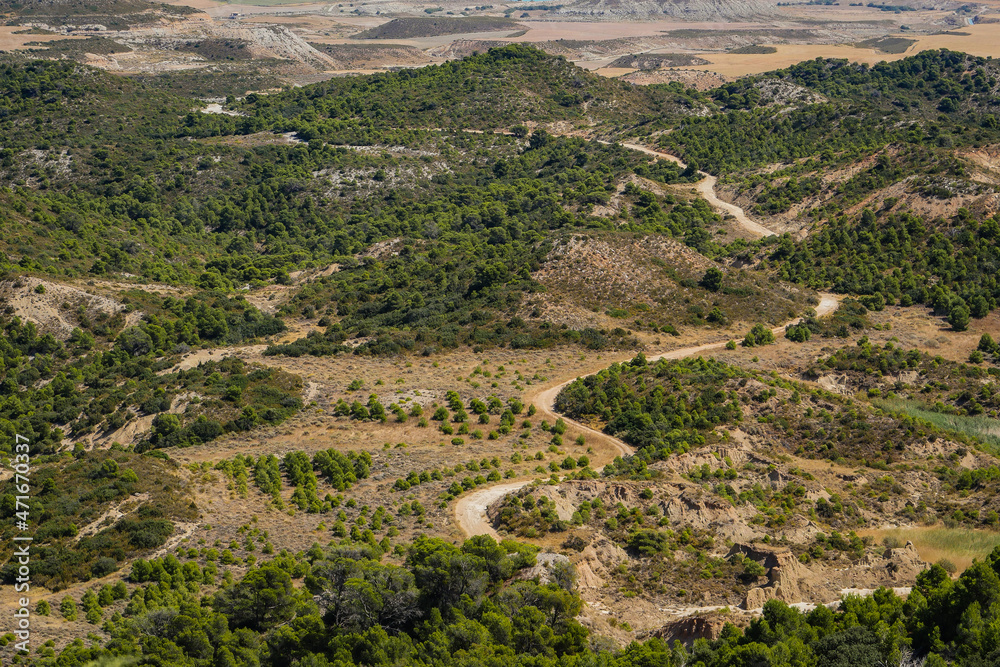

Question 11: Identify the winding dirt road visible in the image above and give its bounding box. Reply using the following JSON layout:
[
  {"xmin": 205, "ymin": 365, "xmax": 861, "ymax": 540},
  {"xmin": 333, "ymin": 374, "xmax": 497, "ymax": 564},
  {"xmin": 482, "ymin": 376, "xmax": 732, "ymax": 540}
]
[
  {"xmin": 429, "ymin": 129, "xmax": 772, "ymax": 239},
  {"xmin": 454, "ymin": 294, "xmax": 839, "ymax": 538},
  {"xmin": 618, "ymin": 141, "xmax": 775, "ymax": 238}
]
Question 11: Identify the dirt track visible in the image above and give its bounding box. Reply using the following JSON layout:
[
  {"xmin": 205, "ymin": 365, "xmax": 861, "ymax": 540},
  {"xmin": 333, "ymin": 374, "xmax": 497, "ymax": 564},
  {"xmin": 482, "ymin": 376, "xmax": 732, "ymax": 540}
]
[
  {"xmin": 618, "ymin": 141, "xmax": 776, "ymax": 238},
  {"xmin": 423, "ymin": 130, "xmax": 768, "ymax": 239},
  {"xmin": 455, "ymin": 481, "xmax": 537, "ymax": 540},
  {"xmin": 453, "ymin": 293, "xmax": 839, "ymax": 538}
]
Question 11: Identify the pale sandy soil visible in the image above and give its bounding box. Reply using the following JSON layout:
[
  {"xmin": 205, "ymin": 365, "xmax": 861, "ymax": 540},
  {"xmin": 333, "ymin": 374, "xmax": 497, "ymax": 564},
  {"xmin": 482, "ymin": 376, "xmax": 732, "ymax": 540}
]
[
  {"xmin": 0, "ymin": 277, "xmax": 141, "ymax": 340},
  {"xmin": 683, "ymin": 22, "xmax": 1000, "ymax": 77},
  {"xmin": 27, "ymin": 0, "xmax": 997, "ymax": 79},
  {"xmin": 907, "ymin": 20, "xmax": 1000, "ymax": 57},
  {"xmin": 0, "ymin": 27, "xmax": 86, "ymax": 51},
  {"xmin": 231, "ymin": 14, "xmax": 771, "ymax": 57},
  {"xmin": 777, "ymin": 5, "xmax": 916, "ymax": 21},
  {"xmin": 326, "ymin": 19, "xmax": 761, "ymax": 57},
  {"xmin": 687, "ymin": 44, "xmax": 894, "ymax": 77},
  {"xmin": 621, "ymin": 68, "xmax": 733, "ymax": 89},
  {"xmin": 201, "ymin": 103, "xmax": 244, "ymax": 116},
  {"xmin": 595, "ymin": 66, "xmax": 634, "ymax": 77},
  {"xmin": 456, "ymin": 481, "xmax": 535, "ymax": 539},
  {"xmin": 310, "ymin": 29, "xmax": 524, "ymax": 51},
  {"xmin": 320, "ymin": 68, "xmax": 383, "ymax": 75},
  {"xmin": 510, "ymin": 20, "xmax": 760, "ymax": 42}
]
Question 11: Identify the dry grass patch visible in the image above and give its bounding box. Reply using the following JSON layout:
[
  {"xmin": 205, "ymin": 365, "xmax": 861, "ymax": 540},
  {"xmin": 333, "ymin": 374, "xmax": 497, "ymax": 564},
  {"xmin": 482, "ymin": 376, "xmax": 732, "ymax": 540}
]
[{"xmin": 861, "ymin": 526, "xmax": 1000, "ymax": 574}]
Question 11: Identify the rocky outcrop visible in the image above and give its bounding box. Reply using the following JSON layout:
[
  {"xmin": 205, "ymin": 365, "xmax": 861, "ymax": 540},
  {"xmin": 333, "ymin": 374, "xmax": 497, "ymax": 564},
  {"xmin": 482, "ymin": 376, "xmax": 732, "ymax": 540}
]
[
  {"xmin": 663, "ymin": 490, "xmax": 741, "ymax": 525},
  {"xmin": 575, "ymin": 535, "xmax": 628, "ymax": 590},
  {"xmin": 857, "ymin": 541, "xmax": 927, "ymax": 583},
  {"xmin": 744, "ymin": 586, "xmax": 772, "ymax": 610},
  {"xmin": 734, "ymin": 541, "xmax": 929, "ymax": 609},
  {"xmin": 730, "ymin": 543, "xmax": 810, "ymax": 609},
  {"xmin": 816, "ymin": 373, "xmax": 851, "ymax": 395},
  {"xmin": 650, "ymin": 616, "xmax": 728, "ymax": 645},
  {"xmin": 662, "ymin": 491, "xmax": 760, "ymax": 542}
]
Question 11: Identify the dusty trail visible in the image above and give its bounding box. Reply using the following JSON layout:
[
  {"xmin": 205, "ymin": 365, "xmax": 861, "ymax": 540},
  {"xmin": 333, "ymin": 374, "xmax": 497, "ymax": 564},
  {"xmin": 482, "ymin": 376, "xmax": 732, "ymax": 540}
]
[
  {"xmin": 456, "ymin": 482, "xmax": 537, "ymax": 541},
  {"xmin": 422, "ymin": 128, "xmax": 773, "ymax": 238},
  {"xmin": 453, "ymin": 294, "xmax": 839, "ymax": 538},
  {"xmin": 617, "ymin": 141, "xmax": 776, "ymax": 238}
]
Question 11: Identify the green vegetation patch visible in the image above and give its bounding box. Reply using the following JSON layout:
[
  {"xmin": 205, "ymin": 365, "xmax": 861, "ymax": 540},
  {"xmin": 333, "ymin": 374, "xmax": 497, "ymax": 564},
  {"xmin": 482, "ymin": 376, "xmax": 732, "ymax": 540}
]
[
  {"xmin": 34, "ymin": 536, "xmax": 1000, "ymax": 666},
  {"xmin": 854, "ymin": 36, "xmax": 916, "ymax": 54},
  {"xmin": 663, "ymin": 51, "xmax": 1000, "ymax": 173},
  {"xmin": 729, "ymin": 45, "xmax": 778, "ymax": 54},
  {"xmin": 24, "ymin": 37, "xmax": 128, "ymax": 57},
  {"xmin": 178, "ymin": 38, "xmax": 255, "ymax": 62},
  {"xmin": 876, "ymin": 398, "xmax": 1000, "ymax": 452},
  {"xmin": 558, "ymin": 353, "xmax": 952, "ymax": 476},
  {"xmin": 138, "ymin": 357, "xmax": 303, "ymax": 453},
  {"xmin": 258, "ymin": 133, "xmax": 700, "ymax": 356},
  {"xmin": 770, "ymin": 208, "xmax": 1000, "ymax": 330},
  {"xmin": 868, "ymin": 526, "xmax": 1000, "ymax": 569},
  {"xmin": 606, "ymin": 53, "xmax": 710, "ymax": 69},
  {"xmin": 0, "ymin": 291, "xmax": 296, "ymax": 456},
  {"xmin": 556, "ymin": 355, "xmax": 746, "ymax": 465},
  {"xmin": 0, "ymin": 0, "xmax": 197, "ymax": 28},
  {"xmin": 240, "ymin": 44, "xmax": 690, "ymax": 131},
  {"xmin": 0, "ymin": 448, "xmax": 195, "ymax": 589}
]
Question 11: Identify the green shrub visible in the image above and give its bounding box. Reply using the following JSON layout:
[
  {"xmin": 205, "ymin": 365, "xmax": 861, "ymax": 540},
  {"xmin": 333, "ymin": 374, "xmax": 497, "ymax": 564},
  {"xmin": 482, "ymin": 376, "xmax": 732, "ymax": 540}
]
[
  {"xmin": 60, "ymin": 597, "xmax": 77, "ymax": 621},
  {"xmin": 743, "ymin": 323, "xmax": 775, "ymax": 347}
]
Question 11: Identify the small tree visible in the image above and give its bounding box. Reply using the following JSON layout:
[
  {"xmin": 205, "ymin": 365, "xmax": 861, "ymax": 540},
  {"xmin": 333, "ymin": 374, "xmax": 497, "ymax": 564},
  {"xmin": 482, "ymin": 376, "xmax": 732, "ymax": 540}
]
[
  {"xmin": 743, "ymin": 323, "xmax": 775, "ymax": 347},
  {"xmin": 528, "ymin": 130, "xmax": 551, "ymax": 150},
  {"xmin": 970, "ymin": 294, "xmax": 990, "ymax": 319},
  {"xmin": 98, "ymin": 585, "xmax": 115, "ymax": 607},
  {"xmin": 785, "ymin": 323, "xmax": 811, "ymax": 343},
  {"xmin": 60, "ymin": 597, "xmax": 77, "ymax": 621},
  {"xmin": 81, "ymin": 590, "xmax": 99, "ymax": 613},
  {"xmin": 700, "ymin": 267, "xmax": 724, "ymax": 292},
  {"xmin": 367, "ymin": 395, "xmax": 387, "ymax": 422},
  {"xmin": 707, "ymin": 307, "xmax": 727, "ymax": 324},
  {"xmin": 743, "ymin": 559, "xmax": 767, "ymax": 579},
  {"xmin": 151, "ymin": 413, "xmax": 180, "ymax": 438},
  {"xmin": 949, "ymin": 304, "xmax": 970, "ymax": 332}
]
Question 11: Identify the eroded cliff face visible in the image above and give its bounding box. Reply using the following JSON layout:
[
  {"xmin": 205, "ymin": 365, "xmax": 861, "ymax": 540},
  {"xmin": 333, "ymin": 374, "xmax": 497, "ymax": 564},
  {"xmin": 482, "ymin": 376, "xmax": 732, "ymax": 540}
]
[
  {"xmin": 650, "ymin": 616, "xmax": 729, "ymax": 645},
  {"xmin": 731, "ymin": 541, "xmax": 927, "ymax": 610}
]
